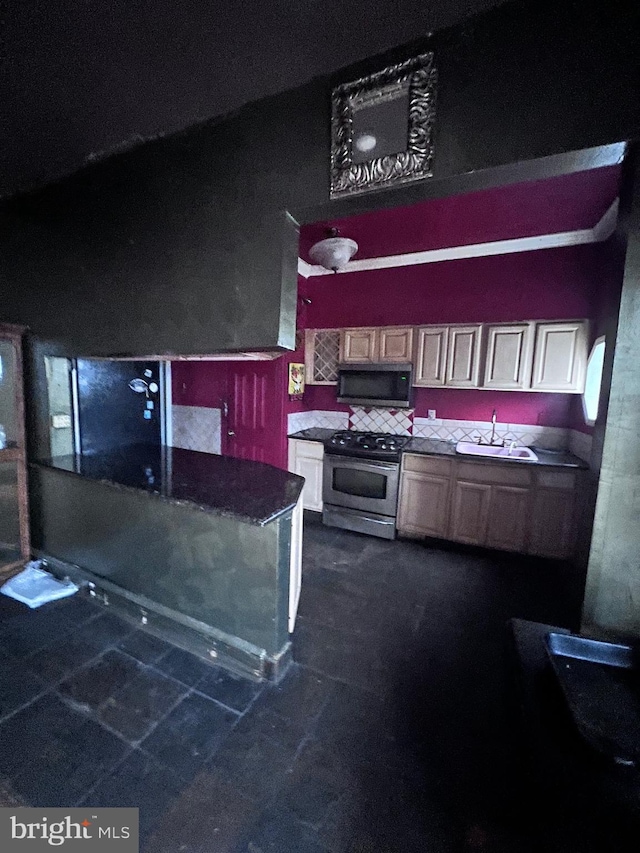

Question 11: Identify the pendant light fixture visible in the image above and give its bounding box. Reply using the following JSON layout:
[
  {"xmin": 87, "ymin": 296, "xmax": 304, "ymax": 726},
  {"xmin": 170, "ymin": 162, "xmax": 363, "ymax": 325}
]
[{"xmin": 309, "ymin": 227, "xmax": 358, "ymax": 272}]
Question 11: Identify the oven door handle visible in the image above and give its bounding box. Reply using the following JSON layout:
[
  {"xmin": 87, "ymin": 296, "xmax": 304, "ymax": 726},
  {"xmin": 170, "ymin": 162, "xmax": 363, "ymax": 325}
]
[{"xmin": 326, "ymin": 456, "xmax": 398, "ymax": 472}]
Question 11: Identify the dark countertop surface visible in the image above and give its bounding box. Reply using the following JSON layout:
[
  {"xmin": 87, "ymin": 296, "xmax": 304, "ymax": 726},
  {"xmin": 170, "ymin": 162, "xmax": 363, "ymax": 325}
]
[
  {"xmin": 509, "ymin": 619, "xmax": 640, "ymax": 846},
  {"xmin": 288, "ymin": 428, "xmax": 335, "ymax": 442},
  {"xmin": 404, "ymin": 437, "xmax": 588, "ymax": 468},
  {"xmin": 289, "ymin": 430, "xmax": 587, "ymax": 469},
  {"xmin": 33, "ymin": 443, "xmax": 305, "ymax": 526}
]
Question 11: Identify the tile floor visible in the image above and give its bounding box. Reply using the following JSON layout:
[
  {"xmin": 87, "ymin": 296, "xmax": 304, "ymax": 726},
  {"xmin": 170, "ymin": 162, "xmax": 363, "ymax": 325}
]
[{"xmin": 0, "ymin": 515, "xmax": 588, "ymax": 851}]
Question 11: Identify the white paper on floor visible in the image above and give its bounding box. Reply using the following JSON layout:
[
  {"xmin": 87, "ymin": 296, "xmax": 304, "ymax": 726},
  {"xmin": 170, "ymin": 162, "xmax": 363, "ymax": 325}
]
[{"xmin": 0, "ymin": 561, "xmax": 79, "ymax": 609}]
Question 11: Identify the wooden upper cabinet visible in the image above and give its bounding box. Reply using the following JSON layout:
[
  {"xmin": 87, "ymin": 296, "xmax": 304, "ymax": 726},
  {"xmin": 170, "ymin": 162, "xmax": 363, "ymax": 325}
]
[
  {"xmin": 483, "ymin": 323, "xmax": 534, "ymax": 390},
  {"xmin": 445, "ymin": 325, "xmax": 483, "ymax": 388},
  {"xmin": 340, "ymin": 328, "xmax": 379, "ymax": 363},
  {"xmin": 415, "ymin": 326, "xmax": 448, "ymax": 386},
  {"xmin": 378, "ymin": 327, "xmax": 414, "ymax": 363},
  {"xmin": 530, "ymin": 321, "xmax": 588, "ymax": 393}
]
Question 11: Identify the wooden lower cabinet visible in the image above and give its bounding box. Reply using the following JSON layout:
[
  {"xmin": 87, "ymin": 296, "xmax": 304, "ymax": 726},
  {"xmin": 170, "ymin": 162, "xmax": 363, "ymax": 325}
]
[
  {"xmin": 397, "ymin": 452, "xmax": 579, "ymax": 558},
  {"xmin": 485, "ymin": 485, "xmax": 530, "ymax": 552},
  {"xmin": 450, "ymin": 480, "xmax": 492, "ymax": 545},
  {"xmin": 397, "ymin": 471, "xmax": 450, "ymax": 538},
  {"xmin": 529, "ymin": 487, "xmax": 576, "ymax": 559}
]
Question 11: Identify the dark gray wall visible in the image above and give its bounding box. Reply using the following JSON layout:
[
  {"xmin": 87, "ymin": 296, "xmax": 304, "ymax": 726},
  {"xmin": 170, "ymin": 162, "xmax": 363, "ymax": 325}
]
[
  {"xmin": 1, "ymin": 0, "xmax": 638, "ymax": 359},
  {"xmin": 2, "ymin": 0, "xmax": 506, "ymax": 198},
  {"xmin": 583, "ymin": 156, "xmax": 640, "ymax": 638},
  {"xmin": 30, "ymin": 465, "xmax": 292, "ymax": 658}
]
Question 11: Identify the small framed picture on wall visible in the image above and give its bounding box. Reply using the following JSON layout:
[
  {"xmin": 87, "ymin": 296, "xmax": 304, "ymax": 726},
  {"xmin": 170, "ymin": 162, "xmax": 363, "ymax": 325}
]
[{"xmin": 288, "ymin": 362, "xmax": 305, "ymax": 398}]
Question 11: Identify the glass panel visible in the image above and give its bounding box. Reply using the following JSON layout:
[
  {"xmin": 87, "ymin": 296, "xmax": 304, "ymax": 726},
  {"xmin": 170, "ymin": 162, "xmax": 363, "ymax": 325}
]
[
  {"xmin": 340, "ymin": 371, "xmax": 396, "ymax": 400},
  {"xmin": 0, "ymin": 461, "xmax": 20, "ymax": 567},
  {"xmin": 351, "ymin": 88, "xmax": 410, "ymax": 164},
  {"xmin": 0, "ymin": 341, "xmax": 18, "ymax": 448},
  {"xmin": 333, "ymin": 467, "xmax": 387, "ymax": 500},
  {"xmin": 582, "ymin": 337, "xmax": 606, "ymax": 425}
]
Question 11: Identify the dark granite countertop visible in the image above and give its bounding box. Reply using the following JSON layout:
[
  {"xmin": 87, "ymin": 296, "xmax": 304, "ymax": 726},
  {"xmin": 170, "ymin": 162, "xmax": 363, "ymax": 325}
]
[
  {"xmin": 290, "ymin": 430, "xmax": 586, "ymax": 468},
  {"xmin": 33, "ymin": 443, "xmax": 304, "ymax": 526},
  {"xmin": 288, "ymin": 428, "xmax": 335, "ymax": 443},
  {"xmin": 404, "ymin": 437, "xmax": 587, "ymax": 468}
]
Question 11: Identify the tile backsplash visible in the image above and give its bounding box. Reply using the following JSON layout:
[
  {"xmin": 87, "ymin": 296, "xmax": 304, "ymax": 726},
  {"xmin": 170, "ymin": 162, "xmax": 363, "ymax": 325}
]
[
  {"xmin": 172, "ymin": 405, "xmax": 221, "ymax": 454},
  {"xmin": 287, "ymin": 410, "xmax": 348, "ymax": 434},
  {"xmin": 348, "ymin": 407, "xmax": 414, "ymax": 436},
  {"xmin": 412, "ymin": 416, "xmax": 568, "ymax": 450}
]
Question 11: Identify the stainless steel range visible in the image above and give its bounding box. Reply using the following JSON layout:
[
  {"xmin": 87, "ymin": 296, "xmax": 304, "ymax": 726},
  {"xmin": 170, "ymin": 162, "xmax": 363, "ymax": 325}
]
[{"xmin": 322, "ymin": 430, "xmax": 410, "ymax": 539}]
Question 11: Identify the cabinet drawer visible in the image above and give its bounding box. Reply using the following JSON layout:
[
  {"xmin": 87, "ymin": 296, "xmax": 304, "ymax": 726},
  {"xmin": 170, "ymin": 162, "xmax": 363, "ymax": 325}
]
[
  {"xmin": 456, "ymin": 460, "xmax": 533, "ymax": 487},
  {"xmin": 403, "ymin": 454, "xmax": 452, "ymax": 477},
  {"xmin": 535, "ymin": 470, "xmax": 577, "ymax": 490}
]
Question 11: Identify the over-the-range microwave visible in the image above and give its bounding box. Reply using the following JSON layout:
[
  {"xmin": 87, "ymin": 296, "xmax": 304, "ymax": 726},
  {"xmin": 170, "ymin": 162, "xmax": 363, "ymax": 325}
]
[{"xmin": 336, "ymin": 363, "xmax": 413, "ymax": 408}]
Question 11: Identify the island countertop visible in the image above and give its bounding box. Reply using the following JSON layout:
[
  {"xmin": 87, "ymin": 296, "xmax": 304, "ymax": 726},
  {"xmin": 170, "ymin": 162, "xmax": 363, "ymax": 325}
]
[{"xmin": 33, "ymin": 444, "xmax": 304, "ymax": 526}]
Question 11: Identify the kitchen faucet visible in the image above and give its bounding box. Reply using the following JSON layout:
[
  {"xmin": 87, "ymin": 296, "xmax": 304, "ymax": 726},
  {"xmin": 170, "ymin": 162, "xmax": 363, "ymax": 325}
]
[{"xmin": 478, "ymin": 409, "xmax": 504, "ymax": 446}]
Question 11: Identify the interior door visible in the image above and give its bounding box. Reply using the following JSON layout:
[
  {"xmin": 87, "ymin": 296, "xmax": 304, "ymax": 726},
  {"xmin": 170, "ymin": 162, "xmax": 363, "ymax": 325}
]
[
  {"xmin": 76, "ymin": 360, "xmax": 162, "ymax": 454},
  {"xmin": 226, "ymin": 361, "xmax": 284, "ymax": 468}
]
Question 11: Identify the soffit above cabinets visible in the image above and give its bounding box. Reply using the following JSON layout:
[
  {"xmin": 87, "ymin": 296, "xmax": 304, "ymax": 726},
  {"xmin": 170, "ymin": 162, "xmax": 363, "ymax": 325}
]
[{"xmin": 299, "ymin": 165, "xmax": 621, "ymax": 278}]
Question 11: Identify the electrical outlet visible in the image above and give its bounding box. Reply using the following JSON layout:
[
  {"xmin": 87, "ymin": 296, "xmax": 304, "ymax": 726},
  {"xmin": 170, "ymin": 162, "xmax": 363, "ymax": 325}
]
[
  {"xmin": 52, "ymin": 414, "xmax": 72, "ymax": 429},
  {"xmin": 428, "ymin": 409, "xmax": 437, "ymax": 420}
]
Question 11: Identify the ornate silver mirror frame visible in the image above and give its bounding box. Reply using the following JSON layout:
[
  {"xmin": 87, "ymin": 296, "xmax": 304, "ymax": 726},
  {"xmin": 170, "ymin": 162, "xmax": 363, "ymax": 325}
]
[{"xmin": 330, "ymin": 52, "xmax": 437, "ymax": 199}]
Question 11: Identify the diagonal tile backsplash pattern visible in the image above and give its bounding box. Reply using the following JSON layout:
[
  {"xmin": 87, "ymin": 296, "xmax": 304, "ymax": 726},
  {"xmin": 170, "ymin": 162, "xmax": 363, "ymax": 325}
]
[
  {"xmin": 412, "ymin": 416, "xmax": 569, "ymax": 450},
  {"xmin": 348, "ymin": 407, "xmax": 414, "ymax": 436},
  {"xmin": 288, "ymin": 409, "xmax": 584, "ymax": 453}
]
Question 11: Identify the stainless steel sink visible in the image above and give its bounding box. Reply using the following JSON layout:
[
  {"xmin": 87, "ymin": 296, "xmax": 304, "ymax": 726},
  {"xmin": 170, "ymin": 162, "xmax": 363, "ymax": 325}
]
[{"xmin": 455, "ymin": 441, "xmax": 538, "ymax": 462}]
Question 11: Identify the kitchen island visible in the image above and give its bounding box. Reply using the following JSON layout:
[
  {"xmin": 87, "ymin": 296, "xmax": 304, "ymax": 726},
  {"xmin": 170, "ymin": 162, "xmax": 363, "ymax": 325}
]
[{"xmin": 29, "ymin": 444, "xmax": 304, "ymax": 681}]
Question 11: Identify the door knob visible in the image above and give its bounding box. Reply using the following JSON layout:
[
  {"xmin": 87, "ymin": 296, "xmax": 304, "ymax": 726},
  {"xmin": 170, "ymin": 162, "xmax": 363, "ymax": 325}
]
[{"xmin": 227, "ymin": 430, "xmax": 236, "ymax": 436}]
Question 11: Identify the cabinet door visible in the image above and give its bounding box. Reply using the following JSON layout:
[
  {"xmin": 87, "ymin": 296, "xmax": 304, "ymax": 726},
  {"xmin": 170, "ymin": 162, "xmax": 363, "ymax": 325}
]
[
  {"xmin": 304, "ymin": 329, "xmax": 341, "ymax": 384},
  {"xmin": 485, "ymin": 485, "xmax": 530, "ymax": 552},
  {"xmin": 529, "ymin": 488, "xmax": 576, "ymax": 559},
  {"xmin": 445, "ymin": 325, "xmax": 483, "ymax": 387},
  {"xmin": 415, "ymin": 326, "xmax": 448, "ymax": 386},
  {"xmin": 450, "ymin": 480, "xmax": 491, "ymax": 545},
  {"xmin": 288, "ymin": 440, "xmax": 324, "ymax": 511},
  {"xmin": 341, "ymin": 328, "xmax": 379, "ymax": 363},
  {"xmin": 378, "ymin": 327, "xmax": 414, "ymax": 363},
  {"xmin": 483, "ymin": 323, "xmax": 534, "ymax": 390},
  {"xmin": 530, "ymin": 321, "xmax": 588, "ymax": 393},
  {"xmin": 397, "ymin": 471, "xmax": 450, "ymax": 538}
]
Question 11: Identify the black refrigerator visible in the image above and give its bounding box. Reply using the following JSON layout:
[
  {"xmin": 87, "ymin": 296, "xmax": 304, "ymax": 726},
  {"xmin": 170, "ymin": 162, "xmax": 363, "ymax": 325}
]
[{"xmin": 75, "ymin": 360, "xmax": 163, "ymax": 455}]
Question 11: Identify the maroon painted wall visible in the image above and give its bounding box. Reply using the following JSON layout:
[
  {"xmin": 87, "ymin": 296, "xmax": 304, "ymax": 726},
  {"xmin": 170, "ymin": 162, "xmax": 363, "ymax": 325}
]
[
  {"xmin": 171, "ymin": 338, "xmax": 305, "ymax": 470},
  {"xmin": 300, "ymin": 166, "xmax": 621, "ymax": 261},
  {"xmin": 304, "ymin": 245, "xmax": 600, "ymax": 329}
]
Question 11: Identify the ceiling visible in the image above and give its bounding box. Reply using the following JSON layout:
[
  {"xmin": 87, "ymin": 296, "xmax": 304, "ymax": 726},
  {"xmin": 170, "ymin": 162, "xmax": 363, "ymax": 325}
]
[
  {"xmin": 2, "ymin": 0, "xmax": 507, "ymax": 199},
  {"xmin": 299, "ymin": 165, "xmax": 622, "ymax": 263}
]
